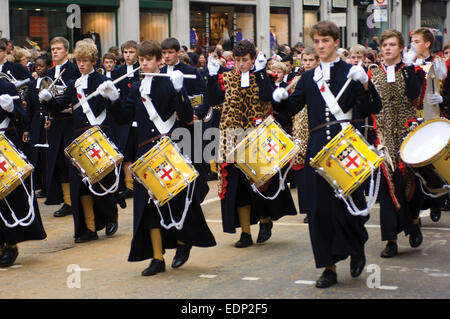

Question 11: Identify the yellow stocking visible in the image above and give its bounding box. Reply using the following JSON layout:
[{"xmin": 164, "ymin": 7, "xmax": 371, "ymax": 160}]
[
  {"xmin": 61, "ymin": 183, "xmax": 71, "ymax": 206},
  {"xmin": 80, "ymin": 195, "xmax": 95, "ymax": 232},
  {"xmin": 150, "ymin": 228, "xmax": 164, "ymax": 261},
  {"xmin": 237, "ymin": 205, "xmax": 251, "ymax": 235}
]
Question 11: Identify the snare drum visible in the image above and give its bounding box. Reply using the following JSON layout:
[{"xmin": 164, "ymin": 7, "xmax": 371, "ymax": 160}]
[
  {"xmin": 400, "ymin": 118, "xmax": 450, "ymax": 195},
  {"xmin": 232, "ymin": 115, "xmax": 300, "ymax": 187},
  {"xmin": 65, "ymin": 126, "xmax": 123, "ymax": 185},
  {"xmin": 310, "ymin": 124, "xmax": 384, "ymax": 198},
  {"xmin": 0, "ymin": 134, "xmax": 34, "ymax": 200},
  {"xmin": 129, "ymin": 136, "xmax": 199, "ymax": 207}
]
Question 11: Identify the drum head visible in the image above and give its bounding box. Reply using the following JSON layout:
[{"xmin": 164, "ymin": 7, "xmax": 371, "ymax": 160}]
[{"xmin": 401, "ymin": 119, "xmax": 450, "ymax": 165}]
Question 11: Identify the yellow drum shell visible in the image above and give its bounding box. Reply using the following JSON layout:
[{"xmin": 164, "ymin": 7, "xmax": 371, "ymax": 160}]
[
  {"xmin": 310, "ymin": 125, "xmax": 384, "ymax": 198},
  {"xmin": 232, "ymin": 115, "xmax": 300, "ymax": 187},
  {"xmin": 0, "ymin": 134, "xmax": 34, "ymax": 200},
  {"xmin": 65, "ymin": 126, "xmax": 123, "ymax": 185},
  {"xmin": 129, "ymin": 136, "xmax": 198, "ymax": 207},
  {"xmin": 400, "ymin": 118, "xmax": 450, "ymax": 186}
]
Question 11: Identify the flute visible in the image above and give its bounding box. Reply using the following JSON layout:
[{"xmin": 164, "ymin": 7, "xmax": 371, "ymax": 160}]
[{"xmin": 141, "ymin": 72, "xmax": 197, "ymax": 79}]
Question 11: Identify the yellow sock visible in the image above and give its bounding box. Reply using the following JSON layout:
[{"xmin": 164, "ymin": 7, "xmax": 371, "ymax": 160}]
[
  {"xmin": 125, "ymin": 178, "xmax": 133, "ymax": 191},
  {"xmin": 177, "ymin": 240, "xmax": 185, "ymax": 246},
  {"xmin": 389, "ymin": 239, "xmax": 397, "ymax": 244},
  {"xmin": 325, "ymin": 265, "xmax": 336, "ymax": 273},
  {"xmin": 238, "ymin": 205, "xmax": 251, "ymax": 235},
  {"xmin": 61, "ymin": 183, "xmax": 71, "ymax": 206},
  {"xmin": 210, "ymin": 160, "xmax": 217, "ymax": 173},
  {"xmin": 80, "ymin": 195, "xmax": 95, "ymax": 232},
  {"xmin": 413, "ymin": 218, "xmax": 420, "ymax": 225},
  {"xmin": 150, "ymin": 228, "xmax": 164, "ymax": 261},
  {"xmin": 260, "ymin": 217, "xmax": 271, "ymax": 224}
]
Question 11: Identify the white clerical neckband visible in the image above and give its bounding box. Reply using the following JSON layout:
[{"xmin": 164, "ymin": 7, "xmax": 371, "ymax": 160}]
[
  {"xmin": 320, "ymin": 57, "xmax": 340, "ymax": 81},
  {"xmin": 140, "ymin": 75, "xmax": 153, "ymax": 95}
]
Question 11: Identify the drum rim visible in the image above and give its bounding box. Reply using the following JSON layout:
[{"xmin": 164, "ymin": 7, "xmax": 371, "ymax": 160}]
[{"xmin": 400, "ymin": 117, "xmax": 450, "ymax": 167}]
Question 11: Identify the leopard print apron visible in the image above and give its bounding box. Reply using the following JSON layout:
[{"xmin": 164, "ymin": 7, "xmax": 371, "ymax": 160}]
[{"xmin": 291, "ymin": 107, "xmax": 309, "ymax": 166}]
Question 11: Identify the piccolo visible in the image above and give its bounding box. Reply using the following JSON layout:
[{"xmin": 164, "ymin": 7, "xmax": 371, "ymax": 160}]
[
  {"xmin": 72, "ymin": 66, "xmax": 141, "ymax": 110},
  {"xmin": 141, "ymin": 73, "xmax": 197, "ymax": 79}
]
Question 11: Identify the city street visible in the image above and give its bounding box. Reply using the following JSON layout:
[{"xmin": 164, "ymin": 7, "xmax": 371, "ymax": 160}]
[{"xmin": 1, "ymin": 181, "xmax": 449, "ymax": 300}]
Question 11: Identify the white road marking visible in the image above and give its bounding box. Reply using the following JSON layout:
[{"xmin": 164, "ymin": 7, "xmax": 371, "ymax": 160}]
[
  {"xmin": 242, "ymin": 277, "xmax": 260, "ymax": 281},
  {"xmin": 199, "ymin": 274, "xmax": 217, "ymax": 279},
  {"xmin": 9, "ymin": 265, "xmax": 23, "ymax": 269},
  {"xmin": 294, "ymin": 280, "xmax": 316, "ymax": 285},
  {"xmin": 378, "ymin": 285, "xmax": 398, "ymax": 290}
]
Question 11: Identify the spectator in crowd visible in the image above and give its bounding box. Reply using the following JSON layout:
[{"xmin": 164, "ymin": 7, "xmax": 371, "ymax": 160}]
[{"xmin": 348, "ymin": 44, "xmax": 367, "ymax": 66}]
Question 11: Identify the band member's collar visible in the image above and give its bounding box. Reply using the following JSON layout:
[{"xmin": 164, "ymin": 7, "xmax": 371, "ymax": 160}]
[
  {"xmin": 75, "ymin": 69, "xmax": 95, "ymax": 89},
  {"xmin": 319, "ymin": 57, "xmax": 340, "ymax": 81}
]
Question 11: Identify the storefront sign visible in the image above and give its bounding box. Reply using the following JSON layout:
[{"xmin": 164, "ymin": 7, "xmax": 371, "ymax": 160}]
[
  {"xmin": 329, "ymin": 12, "xmax": 347, "ymax": 27},
  {"xmin": 303, "ymin": 0, "xmax": 320, "ymax": 6},
  {"xmin": 374, "ymin": 9, "xmax": 388, "ymax": 22},
  {"xmin": 333, "ymin": 0, "xmax": 347, "ymax": 8},
  {"xmin": 373, "ymin": 0, "xmax": 388, "ymax": 7}
]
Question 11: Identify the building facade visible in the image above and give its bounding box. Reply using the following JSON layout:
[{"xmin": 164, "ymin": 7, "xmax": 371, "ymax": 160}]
[{"xmin": 0, "ymin": 0, "xmax": 448, "ymax": 56}]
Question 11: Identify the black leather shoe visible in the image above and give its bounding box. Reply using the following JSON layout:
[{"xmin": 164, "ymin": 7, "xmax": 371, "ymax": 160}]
[
  {"xmin": 303, "ymin": 216, "xmax": 309, "ymax": 223},
  {"xmin": 171, "ymin": 244, "xmax": 192, "ymax": 268},
  {"xmin": 235, "ymin": 232, "xmax": 253, "ymax": 248},
  {"xmin": 430, "ymin": 208, "xmax": 441, "ymax": 222},
  {"xmin": 142, "ymin": 259, "xmax": 165, "ymax": 276},
  {"xmin": 53, "ymin": 204, "xmax": 73, "ymax": 217},
  {"xmin": 257, "ymin": 220, "xmax": 273, "ymax": 243},
  {"xmin": 105, "ymin": 218, "xmax": 118, "ymax": 236},
  {"xmin": 409, "ymin": 228, "xmax": 423, "ymax": 248},
  {"xmin": 115, "ymin": 194, "xmax": 127, "ymax": 209},
  {"xmin": 316, "ymin": 269, "xmax": 337, "ymax": 288},
  {"xmin": 36, "ymin": 190, "xmax": 47, "ymax": 198},
  {"xmin": 0, "ymin": 246, "xmax": 19, "ymax": 268},
  {"xmin": 380, "ymin": 241, "xmax": 398, "ymax": 258},
  {"xmin": 350, "ymin": 251, "xmax": 366, "ymax": 278},
  {"xmin": 121, "ymin": 188, "xmax": 133, "ymax": 199},
  {"xmin": 74, "ymin": 230, "xmax": 98, "ymax": 243}
]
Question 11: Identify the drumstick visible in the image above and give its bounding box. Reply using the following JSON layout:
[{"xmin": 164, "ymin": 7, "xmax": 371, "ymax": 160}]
[
  {"xmin": 11, "ymin": 96, "xmax": 20, "ymax": 100},
  {"xmin": 72, "ymin": 66, "xmax": 141, "ymax": 110},
  {"xmin": 285, "ymin": 76, "xmax": 301, "ymax": 91},
  {"xmin": 334, "ymin": 61, "xmax": 364, "ymax": 103},
  {"xmin": 141, "ymin": 73, "xmax": 197, "ymax": 79}
]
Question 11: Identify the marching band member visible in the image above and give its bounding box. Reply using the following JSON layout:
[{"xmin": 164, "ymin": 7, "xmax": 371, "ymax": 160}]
[
  {"xmin": 112, "ymin": 41, "xmax": 140, "ymax": 205},
  {"xmin": 106, "ymin": 40, "xmax": 216, "ymax": 276},
  {"xmin": 100, "ymin": 53, "xmax": 117, "ymax": 79},
  {"xmin": 207, "ymin": 40, "xmax": 298, "ymax": 248},
  {"xmin": 45, "ymin": 37, "xmax": 80, "ymax": 217},
  {"xmin": 273, "ymin": 21, "xmax": 381, "ymax": 288},
  {"xmin": 410, "ymin": 27, "xmax": 448, "ymax": 222},
  {"xmin": 23, "ymin": 54, "xmax": 52, "ymax": 198},
  {"xmin": 0, "ymin": 77, "xmax": 46, "ymax": 268},
  {"xmin": 368, "ymin": 29, "xmax": 425, "ymax": 258},
  {"xmin": 40, "ymin": 41, "xmax": 119, "ymax": 243}
]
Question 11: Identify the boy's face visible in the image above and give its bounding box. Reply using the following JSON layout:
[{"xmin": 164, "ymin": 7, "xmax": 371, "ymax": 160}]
[
  {"xmin": 312, "ymin": 34, "xmax": 339, "ymax": 62},
  {"xmin": 381, "ymin": 36, "xmax": 403, "ymax": 63},
  {"xmin": 76, "ymin": 58, "xmax": 95, "ymax": 75},
  {"xmin": 349, "ymin": 53, "xmax": 364, "ymax": 65},
  {"xmin": 411, "ymin": 34, "xmax": 430, "ymax": 56},
  {"xmin": 139, "ymin": 55, "xmax": 161, "ymax": 74},
  {"xmin": 301, "ymin": 54, "xmax": 319, "ymax": 71},
  {"xmin": 234, "ymin": 53, "xmax": 255, "ymax": 74},
  {"xmin": 51, "ymin": 42, "xmax": 68, "ymax": 64},
  {"xmin": 0, "ymin": 49, "xmax": 6, "ymax": 63},
  {"xmin": 444, "ymin": 47, "xmax": 450, "ymax": 59},
  {"xmin": 123, "ymin": 47, "xmax": 137, "ymax": 65},
  {"xmin": 272, "ymin": 68, "xmax": 286, "ymax": 83},
  {"xmin": 103, "ymin": 58, "xmax": 115, "ymax": 72},
  {"xmin": 162, "ymin": 48, "xmax": 179, "ymax": 66},
  {"xmin": 34, "ymin": 59, "xmax": 49, "ymax": 77}
]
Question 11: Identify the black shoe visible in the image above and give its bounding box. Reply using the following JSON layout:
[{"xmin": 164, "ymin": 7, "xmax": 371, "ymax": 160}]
[
  {"xmin": 316, "ymin": 269, "xmax": 337, "ymax": 288},
  {"xmin": 380, "ymin": 241, "xmax": 398, "ymax": 258},
  {"xmin": 409, "ymin": 228, "xmax": 423, "ymax": 248},
  {"xmin": 441, "ymin": 199, "xmax": 450, "ymax": 211},
  {"xmin": 171, "ymin": 244, "xmax": 192, "ymax": 268},
  {"xmin": 121, "ymin": 188, "xmax": 133, "ymax": 199},
  {"xmin": 257, "ymin": 220, "xmax": 273, "ymax": 243},
  {"xmin": 74, "ymin": 230, "xmax": 98, "ymax": 243},
  {"xmin": 142, "ymin": 259, "xmax": 165, "ymax": 276},
  {"xmin": 53, "ymin": 204, "xmax": 73, "ymax": 217},
  {"xmin": 430, "ymin": 208, "xmax": 441, "ymax": 222},
  {"xmin": 105, "ymin": 218, "xmax": 118, "ymax": 236},
  {"xmin": 0, "ymin": 246, "xmax": 19, "ymax": 268},
  {"xmin": 235, "ymin": 232, "xmax": 253, "ymax": 248},
  {"xmin": 115, "ymin": 193, "xmax": 127, "ymax": 209},
  {"xmin": 207, "ymin": 173, "xmax": 218, "ymax": 181},
  {"xmin": 350, "ymin": 250, "xmax": 366, "ymax": 278},
  {"xmin": 36, "ymin": 190, "xmax": 47, "ymax": 198},
  {"xmin": 303, "ymin": 216, "xmax": 309, "ymax": 223}
]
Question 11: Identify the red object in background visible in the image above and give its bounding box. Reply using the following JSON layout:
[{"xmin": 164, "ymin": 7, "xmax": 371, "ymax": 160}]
[{"xmin": 29, "ymin": 16, "xmax": 49, "ymax": 50}]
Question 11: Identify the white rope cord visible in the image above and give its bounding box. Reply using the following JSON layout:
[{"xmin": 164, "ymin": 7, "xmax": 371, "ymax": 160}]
[
  {"xmin": 417, "ymin": 176, "xmax": 449, "ymax": 199},
  {"xmin": 84, "ymin": 160, "xmax": 122, "ymax": 197},
  {"xmin": 250, "ymin": 159, "xmax": 294, "ymax": 200},
  {"xmin": 0, "ymin": 173, "xmax": 35, "ymax": 228}
]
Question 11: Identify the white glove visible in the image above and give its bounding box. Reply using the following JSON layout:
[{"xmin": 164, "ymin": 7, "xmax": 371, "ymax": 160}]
[
  {"xmin": 272, "ymin": 87, "xmax": 288, "ymax": 103},
  {"xmin": 424, "ymin": 92, "xmax": 443, "ymax": 105},
  {"xmin": 98, "ymin": 80, "xmax": 119, "ymax": 101},
  {"xmin": 347, "ymin": 64, "xmax": 369, "ymax": 84},
  {"xmin": 0, "ymin": 94, "xmax": 14, "ymax": 113},
  {"xmin": 433, "ymin": 58, "xmax": 448, "ymax": 80},
  {"xmin": 39, "ymin": 89, "xmax": 53, "ymax": 102},
  {"xmin": 403, "ymin": 43, "xmax": 417, "ymax": 66},
  {"xmin": 254, "ymin": 52, "xmax": 267, "ymax": 72},
  {"xmin": 207, "ymin": 57, "xmax": 220, "ymax": 76},
  {"xmin": 170, "ymin": 70, "xmax": 184, "ymax": 91}
]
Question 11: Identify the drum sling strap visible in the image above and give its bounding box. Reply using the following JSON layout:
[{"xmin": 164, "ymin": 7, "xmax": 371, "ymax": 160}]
[{"xmin": 312, "ymin": 66, "xmax": 381, "ymax": 216}]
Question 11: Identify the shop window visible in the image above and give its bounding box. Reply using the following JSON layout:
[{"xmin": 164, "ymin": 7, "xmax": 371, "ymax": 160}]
[
  {"xmin": 81, "ymin": 12, "xmax": 116, "ymax": 56},
  {"xmin": 270, "ymin": 7, "xmax": 290, "ymax": 51},
  {"xmin": 140, "ymin": 12, "xmax": 169, "ymax": 42},
  {"xmin": 303, "ymin": 11, "xmax": 319, "ymax": 48}
]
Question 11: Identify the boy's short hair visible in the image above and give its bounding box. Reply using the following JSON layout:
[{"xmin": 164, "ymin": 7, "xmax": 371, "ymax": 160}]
[
  {"xmin": 137, "ymin": 40, "xmax": 162, "ymax": 61},
  {"xmin": 411, "ymin": 27, "xmax": 435, "ymax": 47},
  {"xmin": 232, "ymin": 40, "xmax": 256, "ymax": 59},
  {"xmin": 379, "ymin": 29, "xmax": 405, "ymax": 49},
  {"xmin": 0, "ymin": 40, "xmax": 7, "ymax": 51},
  {"xmin": 179, "ymin": 52, "xmax": 191, "ymax": 64},
  {"xmin": 349, "ymin": 44, "xmax": 367, "ymax": 56},
  {"xmin": 271, "ymin": 61, "xmax": 287, "ymax": 73},
  {"xmin": 161, "ymin": 38, "xmax": 181, "ymax": 52},
  {"xmin": 121, "ymin": 40, "xmax": 138, "ymax": 52},
  {"xmin": 103, "ymin": 52, "xmax": 116, "ymax": 62},
  {"xmin": 301, "ymin": 47, "xmax": 319, "ymax": 60},
  {"xmin": 281, "ymin": 55, "xmax": 294, "ymax": 64},
  {"xmin": 74, "ymin": 41, "xmax": 98, "ymax": 63},
  {"xmin": 50, "ymin": 36, "xmax": 69, "ymax": 50},
  {"xmin": 310, "ymin": 21, "xmax": 340, "ymax": 41}
]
